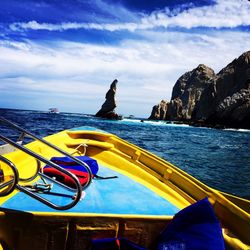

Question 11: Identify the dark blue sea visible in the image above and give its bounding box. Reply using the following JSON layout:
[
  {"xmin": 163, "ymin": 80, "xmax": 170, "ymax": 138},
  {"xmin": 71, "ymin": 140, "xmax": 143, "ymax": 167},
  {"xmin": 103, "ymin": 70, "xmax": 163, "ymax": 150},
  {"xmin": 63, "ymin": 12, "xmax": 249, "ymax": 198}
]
[{"xmin": 1, "ymin": 108, "xmax": 249, "ymax": 199}]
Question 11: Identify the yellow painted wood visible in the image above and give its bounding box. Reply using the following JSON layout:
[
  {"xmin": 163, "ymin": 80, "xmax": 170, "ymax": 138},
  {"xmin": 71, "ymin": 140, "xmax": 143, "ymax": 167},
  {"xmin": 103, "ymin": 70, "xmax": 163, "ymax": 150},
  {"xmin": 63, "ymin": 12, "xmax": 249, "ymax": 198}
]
[{"xmin": 0, "ymin": 127, "xmax": 249, "ymax": 249}]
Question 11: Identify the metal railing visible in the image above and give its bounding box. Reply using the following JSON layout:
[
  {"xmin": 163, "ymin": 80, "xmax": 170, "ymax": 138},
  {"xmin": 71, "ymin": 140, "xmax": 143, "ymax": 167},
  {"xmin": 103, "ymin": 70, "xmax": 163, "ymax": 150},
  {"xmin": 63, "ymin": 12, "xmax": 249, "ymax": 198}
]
[
  {"xmin": 0, "ymin": 117, "xmax": 93, "ymax": 210},
  {"xmin": 0, "ymin": 155, "xmax": 19, "ymax": 196}
]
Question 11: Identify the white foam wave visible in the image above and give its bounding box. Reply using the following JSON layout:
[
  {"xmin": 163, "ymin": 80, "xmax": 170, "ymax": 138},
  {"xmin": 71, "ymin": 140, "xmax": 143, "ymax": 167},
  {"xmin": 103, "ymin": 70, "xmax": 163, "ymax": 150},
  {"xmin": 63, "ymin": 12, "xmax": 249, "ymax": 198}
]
[
  {"xmin": 224, "ymin": 128, "xmax": 250, "ymax": 133},
  {"xmin": 121, "ymin": 118, "xmax": 190, "ymax": 127}
]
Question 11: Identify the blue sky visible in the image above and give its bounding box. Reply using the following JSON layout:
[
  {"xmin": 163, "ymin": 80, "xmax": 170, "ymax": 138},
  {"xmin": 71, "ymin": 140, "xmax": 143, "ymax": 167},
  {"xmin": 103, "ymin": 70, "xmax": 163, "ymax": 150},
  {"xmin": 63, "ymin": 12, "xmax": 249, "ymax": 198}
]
[{"xmin": 0, "ymin": 0, "xmax": 250, "ymax": 117}]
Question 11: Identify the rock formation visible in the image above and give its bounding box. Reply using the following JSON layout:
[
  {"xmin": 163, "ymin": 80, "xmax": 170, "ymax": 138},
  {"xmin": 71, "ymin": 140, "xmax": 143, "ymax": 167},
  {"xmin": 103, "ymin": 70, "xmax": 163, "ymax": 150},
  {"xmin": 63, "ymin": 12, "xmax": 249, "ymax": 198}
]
[
  {"xmin": 149, "ymin": 51, "xmax": 250, "ymax": 129},
  {"xmin": 149, "ymin": 64, "xmax": 216, "ymax": 122},
  {"xmin": 148, "ymin": 100, "xmax": 168, "ymax": 120},
  {"xmin": 206, "ymin": 51, "xmax": 250, "ymax": 128},
  {"xmin": 95, "ymin": 79, "xmax": 121, "ymax": 120},
  {"xmin": 170, "ymin": 64, "xmax": 216, "ymax": 121}
]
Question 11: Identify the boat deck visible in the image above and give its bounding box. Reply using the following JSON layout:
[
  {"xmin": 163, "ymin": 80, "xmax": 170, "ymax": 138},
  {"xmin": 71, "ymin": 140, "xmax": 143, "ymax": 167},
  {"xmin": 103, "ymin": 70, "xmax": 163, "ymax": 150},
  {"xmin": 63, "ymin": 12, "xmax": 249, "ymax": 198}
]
[{"xmin": 1, "ymin": 164, "xmax": 179, "ymax": 216}]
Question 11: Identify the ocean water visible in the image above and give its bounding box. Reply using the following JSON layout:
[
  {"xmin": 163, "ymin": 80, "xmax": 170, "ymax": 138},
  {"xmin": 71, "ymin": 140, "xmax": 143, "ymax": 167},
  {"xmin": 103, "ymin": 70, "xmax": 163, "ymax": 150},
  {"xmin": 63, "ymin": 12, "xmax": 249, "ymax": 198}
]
[{"xmin": 0, "ymin": 108, "xmax": 249, "ymax": 198}]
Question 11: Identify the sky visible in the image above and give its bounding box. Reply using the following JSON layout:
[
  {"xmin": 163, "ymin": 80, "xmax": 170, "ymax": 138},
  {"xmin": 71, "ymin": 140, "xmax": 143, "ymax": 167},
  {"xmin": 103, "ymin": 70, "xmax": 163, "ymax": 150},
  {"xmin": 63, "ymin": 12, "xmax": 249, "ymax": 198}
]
[{"xmin": 0, "ymin": 0, "xmax": 250, "ymax": 117}]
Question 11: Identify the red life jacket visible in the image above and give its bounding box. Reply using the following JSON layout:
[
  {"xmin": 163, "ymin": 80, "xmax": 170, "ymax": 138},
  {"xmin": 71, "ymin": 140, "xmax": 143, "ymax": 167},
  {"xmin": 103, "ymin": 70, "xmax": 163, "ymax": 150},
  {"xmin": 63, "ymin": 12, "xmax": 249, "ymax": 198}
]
[{"xmin": 43, "ymin": 156, "xmax": 98, "ymax": 188}]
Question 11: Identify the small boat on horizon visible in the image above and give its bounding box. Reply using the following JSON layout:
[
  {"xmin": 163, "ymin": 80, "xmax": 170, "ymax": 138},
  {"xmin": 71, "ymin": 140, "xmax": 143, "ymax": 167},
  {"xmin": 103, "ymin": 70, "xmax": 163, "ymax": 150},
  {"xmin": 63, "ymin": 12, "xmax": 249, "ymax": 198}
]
[
  {"xmin": 48, "ymin": 108, "xmax": 59, "ymax": 114},
  {"xmin": 0, "ymin": 117, "xmax": 249, "ymax": 250}
]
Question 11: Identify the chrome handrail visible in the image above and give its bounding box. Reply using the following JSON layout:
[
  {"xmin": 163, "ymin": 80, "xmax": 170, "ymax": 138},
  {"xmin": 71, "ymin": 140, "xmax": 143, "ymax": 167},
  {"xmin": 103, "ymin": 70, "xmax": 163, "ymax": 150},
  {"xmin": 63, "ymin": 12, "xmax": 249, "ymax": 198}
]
[
  {"xmin": 0, "ymin": 117, "xmax": 92, "ymax": 190},
  {"xmin": 0, "ymin": 156, "xmax": 19, "ymax": 196},
  {"xmin": 0, "ymin": 117, "xmax": 93, "ymax": 210},
  {"xmin": 0, "ymin": 154, "xmax": 82, "ymax": 210},
  {"xmin": 19, "ymin": 159, "xmax": 40, "ymax": 182}
]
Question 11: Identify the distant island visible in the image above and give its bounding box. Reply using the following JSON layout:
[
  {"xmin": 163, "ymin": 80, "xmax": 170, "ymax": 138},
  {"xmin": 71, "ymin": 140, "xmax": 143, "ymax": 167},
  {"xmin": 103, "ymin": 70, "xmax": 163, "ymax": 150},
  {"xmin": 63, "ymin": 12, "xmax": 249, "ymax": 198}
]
[{"xmin": 149, "ymin": 51, "xmax": 250, "ymax": 129}]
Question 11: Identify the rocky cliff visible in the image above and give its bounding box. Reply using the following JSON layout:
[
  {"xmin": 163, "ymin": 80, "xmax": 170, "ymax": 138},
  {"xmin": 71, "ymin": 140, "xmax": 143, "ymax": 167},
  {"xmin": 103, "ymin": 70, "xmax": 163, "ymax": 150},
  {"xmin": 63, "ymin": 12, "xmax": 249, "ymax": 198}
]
[
  {"xmin": 149, "ymin": 51, "xmax": 250, "ymax": 129},
  {"xmin": 148, "ymin": 100, "xmax": 168, "ymax": 120},
  {"xmin": 95, "ymin": 79, "xmax": 121, "ymax": 120}
]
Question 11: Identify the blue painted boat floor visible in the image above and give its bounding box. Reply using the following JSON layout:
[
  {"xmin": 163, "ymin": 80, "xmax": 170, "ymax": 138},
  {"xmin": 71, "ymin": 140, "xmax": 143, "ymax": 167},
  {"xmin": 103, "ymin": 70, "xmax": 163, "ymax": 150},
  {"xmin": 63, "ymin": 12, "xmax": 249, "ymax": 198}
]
[{"xmin": 1, "ymin": 164, "xmax": 179, "ymax": 216}]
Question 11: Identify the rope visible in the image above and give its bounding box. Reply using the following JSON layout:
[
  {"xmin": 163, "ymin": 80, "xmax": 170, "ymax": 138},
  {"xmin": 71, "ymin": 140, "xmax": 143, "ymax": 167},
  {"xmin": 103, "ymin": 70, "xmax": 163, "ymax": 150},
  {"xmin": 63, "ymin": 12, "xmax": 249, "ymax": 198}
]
[
  {"xmin": 24, "ymin": 183, "xmax": 52, "ymax": 193},
  {"xmin": 71, "ymin": 142, "xmax": 88, "ymax": 156}
]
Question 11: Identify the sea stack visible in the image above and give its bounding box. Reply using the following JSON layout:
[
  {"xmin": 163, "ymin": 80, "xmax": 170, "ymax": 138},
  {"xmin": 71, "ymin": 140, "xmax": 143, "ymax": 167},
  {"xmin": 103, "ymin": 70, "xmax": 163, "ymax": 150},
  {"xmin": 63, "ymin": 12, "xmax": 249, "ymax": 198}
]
[{"xmin": 95, "ymin": 79, "xmax": 121, "ymax": 120}]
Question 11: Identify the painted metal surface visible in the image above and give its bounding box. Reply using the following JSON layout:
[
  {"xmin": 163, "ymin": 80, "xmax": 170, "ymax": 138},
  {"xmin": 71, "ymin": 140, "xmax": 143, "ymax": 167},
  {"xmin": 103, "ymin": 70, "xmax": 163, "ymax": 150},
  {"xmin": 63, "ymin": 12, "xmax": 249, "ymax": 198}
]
[{"xmin": 1, "ymin": 165, "xmax": 179, "ymax": 215}]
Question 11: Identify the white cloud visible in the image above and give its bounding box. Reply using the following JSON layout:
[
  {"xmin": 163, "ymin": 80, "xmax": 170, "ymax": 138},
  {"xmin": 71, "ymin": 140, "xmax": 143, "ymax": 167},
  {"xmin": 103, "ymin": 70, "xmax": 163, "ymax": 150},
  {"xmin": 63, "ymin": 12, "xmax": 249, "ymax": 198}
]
[
  {"xmin": 2, "ymin": 0, "xmax": 250, "ymax": 116},
  {"xmin": 9, "ymin": 20, "xmax": 139, "ymax": 32},
  {"xmin": 1, "ymin": 29, "xmax": 250, "ymax": 116},
  {"xmin": 9, "ymin": 0, "xmax": 250, "ymax": 33},
  {"xmin": 143, "ymin": 0, "xmax": 250, "ymax": 29}
]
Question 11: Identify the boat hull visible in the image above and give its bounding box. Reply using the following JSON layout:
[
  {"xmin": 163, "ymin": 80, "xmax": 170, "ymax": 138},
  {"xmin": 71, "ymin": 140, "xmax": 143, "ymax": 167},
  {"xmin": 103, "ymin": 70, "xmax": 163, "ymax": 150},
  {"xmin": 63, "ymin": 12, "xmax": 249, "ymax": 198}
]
[{"xmin": 0, "ymin": 126, "xmax": 249, "ymax": 249}]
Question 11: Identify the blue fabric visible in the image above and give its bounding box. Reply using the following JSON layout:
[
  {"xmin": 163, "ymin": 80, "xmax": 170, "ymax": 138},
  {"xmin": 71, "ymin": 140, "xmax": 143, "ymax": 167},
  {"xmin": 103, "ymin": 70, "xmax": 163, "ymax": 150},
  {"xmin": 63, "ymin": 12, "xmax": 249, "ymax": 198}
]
[
  {"xmin": 91, "ymin": 237, "xmax": 146, "ymax": 250},
  {"xmin": 46, "ymin": 156, "xmax": 99, "ymax": 175},
  {"xmin": 158, "ymin": 198, "xmax": 225, "ymax": 250}
]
